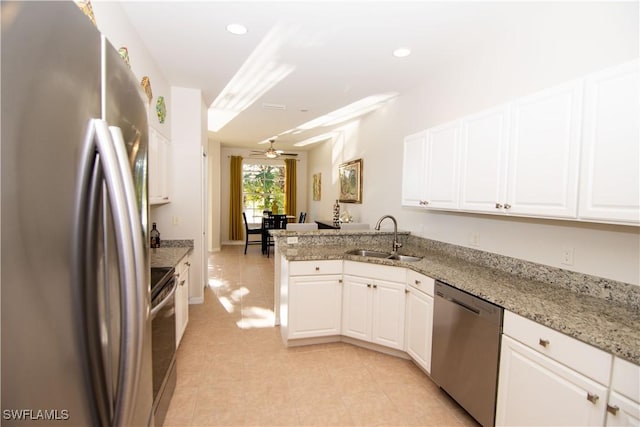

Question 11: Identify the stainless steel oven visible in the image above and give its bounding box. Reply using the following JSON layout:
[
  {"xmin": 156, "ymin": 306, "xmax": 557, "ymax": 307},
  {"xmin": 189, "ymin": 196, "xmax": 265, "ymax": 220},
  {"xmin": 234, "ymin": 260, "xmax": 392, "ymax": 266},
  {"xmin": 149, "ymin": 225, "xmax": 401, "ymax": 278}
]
[{"xmin": 150, "ymin": 267, "xmax": 177, "ymax": 427}]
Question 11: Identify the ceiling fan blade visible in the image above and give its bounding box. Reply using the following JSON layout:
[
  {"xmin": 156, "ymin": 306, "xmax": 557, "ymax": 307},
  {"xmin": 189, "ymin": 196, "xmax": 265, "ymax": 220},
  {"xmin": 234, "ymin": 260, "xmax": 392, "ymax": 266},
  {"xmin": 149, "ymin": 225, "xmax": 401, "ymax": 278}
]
[{"xmin": 280, "ymin": 153, "xmax": 298, "ymax": 156}]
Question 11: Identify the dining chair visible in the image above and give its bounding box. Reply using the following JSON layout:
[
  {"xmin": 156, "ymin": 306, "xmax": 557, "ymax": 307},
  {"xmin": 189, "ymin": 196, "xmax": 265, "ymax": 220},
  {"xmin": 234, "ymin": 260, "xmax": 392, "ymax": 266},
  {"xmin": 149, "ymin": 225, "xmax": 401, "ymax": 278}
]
[
  {"xmin": 298, "ymin": 211, "xmax": 307, "ymax": 223},
  {"xmin": 242, "ymin": 212, "xmax": 262, "ymax": 254},
  {"xmin": 264, "ymin": 214, "xmax": 288, "ymax": 257}
]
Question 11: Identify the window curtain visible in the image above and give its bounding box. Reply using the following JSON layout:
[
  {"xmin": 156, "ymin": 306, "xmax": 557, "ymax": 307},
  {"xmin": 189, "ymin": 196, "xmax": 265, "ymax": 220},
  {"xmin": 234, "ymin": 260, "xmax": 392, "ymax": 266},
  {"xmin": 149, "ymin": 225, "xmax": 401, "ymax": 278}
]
[
  {"xmin": 229, "ymin": 155, "xmax": 243, "ymax": 240},
  {"xmin": 285, "ymin": 158, "xmax": 297, "ymax": 217}
]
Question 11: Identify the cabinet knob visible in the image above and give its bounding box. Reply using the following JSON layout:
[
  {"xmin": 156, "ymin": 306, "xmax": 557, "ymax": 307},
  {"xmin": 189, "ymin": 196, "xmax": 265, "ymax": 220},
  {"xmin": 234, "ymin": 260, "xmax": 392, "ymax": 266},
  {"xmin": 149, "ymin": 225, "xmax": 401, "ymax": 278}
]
[
  {"xmin": 586, "ymin": 393, "xmax": 599, "ymax": 404},
  {"xmin": 315, "ymin": 266, "xmax": 320, "ymax": 271},
  {"xmin": 179, "ymin": 280, "xmax": 186, "ymax": 287},
  {"xmin": 504, "ymin": 204, "xmax": 512, "ymax": 210},
  {"xmin": 367, "ymin": 284, "xmax": 372, "ymax": 288},
  {"xmin": 495, "ymin": 203, "xmax": 503, "ymax": 209},
  {"xmin": 607, "ymin": 404, "xmax": 620, "ymax": 415},
  {"xmin": 186, "ymin": 262, "xmax": 191, "ymax": 267},
  {"xmin": 414, "ymin": 280, "xmax": 421, "ymax": 285},
  {"xmin": 539, "ymin": 338, "xmax": 550, "ymax": 348},
  {"xmin": 338, "ymin": 279, "xmax": 343, "ymax": 284},
  {"xmin": 373, "ymin": 284, "xmax": 378, "ymax": 289},
  {"xmin": 405, "ymin": 289, "xmax": 409, "ymax": 294}
]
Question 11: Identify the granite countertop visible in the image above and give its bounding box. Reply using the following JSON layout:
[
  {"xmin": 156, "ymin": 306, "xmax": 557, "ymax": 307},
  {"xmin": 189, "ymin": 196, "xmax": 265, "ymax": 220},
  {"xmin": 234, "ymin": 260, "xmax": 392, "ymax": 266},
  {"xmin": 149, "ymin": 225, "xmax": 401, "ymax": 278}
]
[
  {"xmin": 150, "ymin": 246, "xmax": 192, "ymax": 268},
  {"xmin": 278, "ymin": 242, "xmax": 640, "ymax": 365}
]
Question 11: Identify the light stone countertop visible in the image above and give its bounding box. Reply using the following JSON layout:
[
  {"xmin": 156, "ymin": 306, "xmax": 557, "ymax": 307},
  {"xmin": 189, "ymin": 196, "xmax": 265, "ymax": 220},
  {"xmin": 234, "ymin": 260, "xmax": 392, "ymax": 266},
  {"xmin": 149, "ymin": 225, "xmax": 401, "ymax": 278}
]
[
  {"xmin": 277, "ymin": 242, "xmax": 640, "ymax": 365},
  {"xmin": 150, "ymin": 246, "xmax": 192, "ymax": 268}
]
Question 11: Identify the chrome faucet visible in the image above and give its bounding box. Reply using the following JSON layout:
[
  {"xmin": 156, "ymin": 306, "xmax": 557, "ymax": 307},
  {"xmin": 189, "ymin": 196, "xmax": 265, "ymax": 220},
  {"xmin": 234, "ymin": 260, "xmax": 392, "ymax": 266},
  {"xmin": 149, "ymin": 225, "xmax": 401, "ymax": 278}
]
[{"xmin": 374, "ymin": 215, "xmax": 403, "ymax": 254}]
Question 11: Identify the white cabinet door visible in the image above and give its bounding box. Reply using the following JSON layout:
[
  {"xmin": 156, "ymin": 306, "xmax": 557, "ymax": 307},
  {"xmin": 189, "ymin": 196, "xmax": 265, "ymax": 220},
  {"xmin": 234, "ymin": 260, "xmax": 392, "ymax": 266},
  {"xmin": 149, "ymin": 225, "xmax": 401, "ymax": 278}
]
[
  {"xmin": 506, "ymin": 80, "xmax": 583, "ymax": 218},
  {"xmin": 606, "ymin": 391, "xmax": 640, "ymax": 427},
  {"xmin": 496, "ymin": 335, "xmax": 607, "ymax": 427},
  {"xmin": 402, "ymin": 131, "xmax": 428, "ymax": 207},
  {"xmin": 579, "ymin": 60, "xmax": 640, "ymax": 224},
  {"xmin": 405, "ymin": 286, "xmax": 433, "ymax": 372},
  {"xmin": 175, "ymin": 254, "xmax": 190, "ymax": 347},
  {"xmin": 341, "ymin": 275, "xmax": 372, "ymax": 342},
  {"xmin": 148, "ymin": 127, "xmax": 171, "ymax": 205},
  {"xmin": 288, "ymin": 275, "xmax": 342, "ymax": 339},
  {"xmin": 371, "ymin": 279, "xmax": 406, "ymax": 350},
  {"xmin": 459, "ymin": 105, "xmax": 510, "ymax": 213},
  {"xmin": 342, "ymin": 273, "xmax": 406, "ymax": 350},
  {"xmin": 424, "ymin": 120, "xmax": 461, "ymax": 209}
]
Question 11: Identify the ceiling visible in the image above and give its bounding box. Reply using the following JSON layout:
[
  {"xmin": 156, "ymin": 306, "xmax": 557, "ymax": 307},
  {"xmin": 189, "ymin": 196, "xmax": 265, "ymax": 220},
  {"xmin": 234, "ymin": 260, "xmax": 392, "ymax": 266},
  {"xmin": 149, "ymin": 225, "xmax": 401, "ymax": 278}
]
[{"xmin": 118, "ymin": 1, "xmax": 592, "ymax": 151}]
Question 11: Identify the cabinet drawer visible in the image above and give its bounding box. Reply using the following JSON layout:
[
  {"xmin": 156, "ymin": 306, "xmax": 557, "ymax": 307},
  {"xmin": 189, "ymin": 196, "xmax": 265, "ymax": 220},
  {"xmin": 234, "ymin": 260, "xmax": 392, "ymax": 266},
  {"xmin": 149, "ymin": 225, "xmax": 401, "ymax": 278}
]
[
  {"xmin": 344, "ymin": 261, "xmax": 406, "ymax": 283},
  {"xmin": 289, "ymin": 260, "xmax": 342, "ymax": 276},
  {"xmin": 611, "ymin": 357, "xmax": 640, "ymax": 402},
  {"xmin": 406, "ymin": 269, "xmax": 434, "ymax": 296},
  {"xmin": 178, "ymin": 254, "xmax": 191, "ymax": 275},
  {"xmin": 503, "ymin": 311, "xmax": 612, "ymax": 385}
]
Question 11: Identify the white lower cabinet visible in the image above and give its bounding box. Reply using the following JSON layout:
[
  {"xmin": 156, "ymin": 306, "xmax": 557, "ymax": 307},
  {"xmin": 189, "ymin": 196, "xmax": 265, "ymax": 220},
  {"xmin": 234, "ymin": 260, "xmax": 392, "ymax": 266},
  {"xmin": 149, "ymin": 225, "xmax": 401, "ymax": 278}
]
[
  {"xmin": 342, "ymin": 261, "xmax": 406, "ymax": 350},
  {"xmin": 285, "ymin": 260, "xmax": 343, "ymax": 340},
  {"xmin": 175, "ymin": 252, "xmax": 191, "ymax": 347},
  {"xmin": 497, "ymin": 335, "xmax": 608, "ymax": 426},
  {"xmin": 404, "ymin": 270, "xmax": 434, "ymax": 373},
  {"xmin": 606, "ymin": 357, "xmax": 640, "ymax": 426},
  {"xmin": 497, "ymin": 311, "xmax": 613, "ymax": 427}
]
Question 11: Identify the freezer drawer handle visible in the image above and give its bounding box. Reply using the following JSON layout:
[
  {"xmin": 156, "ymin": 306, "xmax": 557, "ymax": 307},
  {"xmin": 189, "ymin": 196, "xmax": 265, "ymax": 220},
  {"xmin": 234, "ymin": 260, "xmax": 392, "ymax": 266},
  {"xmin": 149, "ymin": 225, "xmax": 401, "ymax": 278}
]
[{"xmin": 586, "ymin": 393, "xmax": 599, "ymax": 404}]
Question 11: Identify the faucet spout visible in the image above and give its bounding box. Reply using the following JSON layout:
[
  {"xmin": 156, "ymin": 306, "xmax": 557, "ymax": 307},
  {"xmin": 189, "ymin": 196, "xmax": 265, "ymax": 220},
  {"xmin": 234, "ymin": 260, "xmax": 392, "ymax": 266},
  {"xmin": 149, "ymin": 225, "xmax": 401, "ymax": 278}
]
[{"xmin": 374, "ymin": 215, "xmax": 403, "ymax": 254}]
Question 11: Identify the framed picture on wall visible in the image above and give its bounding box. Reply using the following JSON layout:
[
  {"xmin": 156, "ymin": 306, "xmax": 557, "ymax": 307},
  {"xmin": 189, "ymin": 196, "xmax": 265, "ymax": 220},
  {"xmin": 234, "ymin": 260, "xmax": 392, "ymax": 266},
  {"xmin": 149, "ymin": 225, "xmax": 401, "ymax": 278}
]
[
  {"xmin": 313, "ymin": 173, "xmax": 321, "ymax": 201},
  {"xmin": 338, "ymin": 159, "xmax": 362, "ymax": 203}
]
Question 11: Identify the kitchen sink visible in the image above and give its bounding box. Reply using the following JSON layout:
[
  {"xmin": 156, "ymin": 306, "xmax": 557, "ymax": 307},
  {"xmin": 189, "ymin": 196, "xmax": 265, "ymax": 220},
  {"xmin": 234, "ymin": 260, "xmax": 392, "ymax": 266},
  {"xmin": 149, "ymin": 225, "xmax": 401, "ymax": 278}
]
[
  {"xmin": 345, "ymin": 249, "xmax": 423, "ymax": 262},
  {"xmin": 345, "ymin": 249, "xmax": 391, "ymax": 258},
  {"xmin": 386, "ymin": 254, "xmax": 422, "ymax": 262}
]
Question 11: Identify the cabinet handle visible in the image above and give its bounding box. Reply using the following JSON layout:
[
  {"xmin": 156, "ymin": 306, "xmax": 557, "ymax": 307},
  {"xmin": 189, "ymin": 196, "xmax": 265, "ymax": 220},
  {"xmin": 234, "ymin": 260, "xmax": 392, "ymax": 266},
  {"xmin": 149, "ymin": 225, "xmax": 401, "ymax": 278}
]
[
  {"xmin": 607, "ymin": 404, "xmax": 620, "ymax": 415},
  {"xmin": 179, "ymin": 280, "xmax": 186, "ymax": 287},
  {"xmin": 373, "ymin": 284, "xmax": 378, "ymax": 289},
  {"xmin": 504, "ymin": 204, "xmax": 512, "ymax": 210},
  {"xmin": 495, "ymin": 203, "xmax": 503, "ymax": 209},
  {"xmin": 586, "ymin": 393, "xmax": 599, "ymax": 404},
  {"xmin": 414, "ymin": 280, "xmax": 421, "ymax": 285},
  {"xmin": 367, "ymin": 284, "xmax": 372, "ymax": 288},
  {"xmin": 338, "ymin": 279, "xmax": 343, "ymax": 284},
  {"xmin": 185, "ymin": 262, "xmax": 191, "ymax": 267},
  {"xmin": 405, "ymin": 289, "xmax": 409, "ymax": 294},
  {"xmin": 315, "ymin": 266, "xmax": 320, "ymax": 271},
  {"xmin": 539, "ymin": 338, "xmax": 550, "ymax": 348}
]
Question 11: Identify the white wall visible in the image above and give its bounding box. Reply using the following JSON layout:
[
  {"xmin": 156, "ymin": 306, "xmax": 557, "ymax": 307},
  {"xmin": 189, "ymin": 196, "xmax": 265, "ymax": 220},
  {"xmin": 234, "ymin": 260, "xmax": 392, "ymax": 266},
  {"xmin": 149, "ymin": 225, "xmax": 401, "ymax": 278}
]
[
  {"xmin": 208, "ymin": 140, "xmax": 222, "ymax": 252},
  {"xmin": 218, "ymin": 147, "xmax": 308, "ymax": 244},
  {"xmin": 308, "ymin": 2, "xmax": 640, "ymax": 285},
  {"xmin": 151, "ymin": 87, "xmax": 207, "ymax": 303}
]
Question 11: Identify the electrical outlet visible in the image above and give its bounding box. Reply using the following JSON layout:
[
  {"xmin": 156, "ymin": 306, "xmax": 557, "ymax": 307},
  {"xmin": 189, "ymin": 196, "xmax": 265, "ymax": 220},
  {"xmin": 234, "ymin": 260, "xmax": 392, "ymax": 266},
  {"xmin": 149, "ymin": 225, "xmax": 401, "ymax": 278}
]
[
  {"xmin": 286, "ymin": 236, "xmax": 298, "ymax": 244},
  {"xmin": 469, "ymin": 232, "xmax": 480, "ymax": 247},
  {"xmin": 172, "ymin": 216, "xmax": 179, "ymax": 225},
  {"xmin": 561, "ymin": 246, "xmax": 574, "ymax": 266}
]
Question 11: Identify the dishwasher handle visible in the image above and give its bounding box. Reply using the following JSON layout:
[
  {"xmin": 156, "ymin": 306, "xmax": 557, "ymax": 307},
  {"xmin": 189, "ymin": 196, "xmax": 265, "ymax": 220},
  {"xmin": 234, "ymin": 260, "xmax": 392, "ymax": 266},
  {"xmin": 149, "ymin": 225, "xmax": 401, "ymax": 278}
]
[{"xmin": 438, "ymin": 293, "xmax": 481, "ymax": 315}]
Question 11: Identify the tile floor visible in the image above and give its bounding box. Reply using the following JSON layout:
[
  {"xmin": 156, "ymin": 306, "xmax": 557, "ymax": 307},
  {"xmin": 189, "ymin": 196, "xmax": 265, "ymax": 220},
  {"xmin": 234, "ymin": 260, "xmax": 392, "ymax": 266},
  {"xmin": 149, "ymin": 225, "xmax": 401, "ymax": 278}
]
[{"xmin": 163, "ymin": 245, "xmax": 479, "ymax": 427}]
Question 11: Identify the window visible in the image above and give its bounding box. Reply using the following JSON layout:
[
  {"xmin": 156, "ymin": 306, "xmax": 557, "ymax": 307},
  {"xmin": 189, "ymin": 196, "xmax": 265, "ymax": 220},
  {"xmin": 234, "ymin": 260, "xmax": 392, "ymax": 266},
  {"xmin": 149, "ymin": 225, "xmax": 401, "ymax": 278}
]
[{"xmin": 242, "ymin": 162, "xmax": 285, "ymax": 224}]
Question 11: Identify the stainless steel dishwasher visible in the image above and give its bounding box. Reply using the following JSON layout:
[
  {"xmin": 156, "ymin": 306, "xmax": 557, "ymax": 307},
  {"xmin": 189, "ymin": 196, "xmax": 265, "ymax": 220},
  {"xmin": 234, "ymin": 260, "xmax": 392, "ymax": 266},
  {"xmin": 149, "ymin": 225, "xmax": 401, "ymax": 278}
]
[{"xmin": 431, "ymin": 280, "xmax": 503, "ymax": 427}]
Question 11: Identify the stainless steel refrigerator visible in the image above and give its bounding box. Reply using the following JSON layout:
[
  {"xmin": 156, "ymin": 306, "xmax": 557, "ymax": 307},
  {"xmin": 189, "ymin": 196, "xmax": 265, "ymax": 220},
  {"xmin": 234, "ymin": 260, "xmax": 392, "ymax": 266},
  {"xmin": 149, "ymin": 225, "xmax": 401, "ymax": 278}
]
[{"xmin": 2, "ymin": 1, "xmax": 154, "ymax": 426}]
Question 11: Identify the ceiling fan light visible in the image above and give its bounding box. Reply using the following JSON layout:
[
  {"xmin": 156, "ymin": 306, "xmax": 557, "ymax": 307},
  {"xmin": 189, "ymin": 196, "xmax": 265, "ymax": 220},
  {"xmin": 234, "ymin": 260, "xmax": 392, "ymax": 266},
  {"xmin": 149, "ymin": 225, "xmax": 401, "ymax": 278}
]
[{"xmin": 265, "ymin": 151, "xmax": 278, "ymax": 158}]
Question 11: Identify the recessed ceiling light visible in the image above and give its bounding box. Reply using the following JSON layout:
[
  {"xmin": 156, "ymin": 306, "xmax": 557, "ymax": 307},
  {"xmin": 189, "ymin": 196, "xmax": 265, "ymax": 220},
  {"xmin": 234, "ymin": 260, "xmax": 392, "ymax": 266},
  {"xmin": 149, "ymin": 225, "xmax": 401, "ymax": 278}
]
[
  {"xmin": 226, "ymin": 24, "xmax": 247, "ymax": 35},
  {"xmin": 393, "ymin": 48, "xmax": 411, "ymax": 58}
]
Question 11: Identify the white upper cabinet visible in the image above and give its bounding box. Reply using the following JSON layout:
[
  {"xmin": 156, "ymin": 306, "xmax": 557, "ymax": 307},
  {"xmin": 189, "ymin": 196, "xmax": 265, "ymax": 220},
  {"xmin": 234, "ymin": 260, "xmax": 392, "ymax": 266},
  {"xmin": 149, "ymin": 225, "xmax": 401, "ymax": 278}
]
[
  {"xmin": 401, "ymin": 131, "xmax": 428, "ymax": 208},
  {"xmin": 579, "ymin": 60, "xmax": 640, "ymax": 225},
  {"xmin": 506, "ymin": 80, "xmax": 583, "ymax": 219},
  {"xmin": 425, "ymin": 121, "xmax": 461, "ymax": 209},
  {"xmin": 401, "ymin": 123, "xmax": 460, "ymax": 210},
  {"xmin": 403, "ymin": 60, "xmax": 638, "ymax": 225},
  {"xmin": 459, "ymin": 105, "xmax": 511, "ymax": 213},
  {"xmin": 148, "ymin": 127, "xmax": 171, "ymax": 205}
]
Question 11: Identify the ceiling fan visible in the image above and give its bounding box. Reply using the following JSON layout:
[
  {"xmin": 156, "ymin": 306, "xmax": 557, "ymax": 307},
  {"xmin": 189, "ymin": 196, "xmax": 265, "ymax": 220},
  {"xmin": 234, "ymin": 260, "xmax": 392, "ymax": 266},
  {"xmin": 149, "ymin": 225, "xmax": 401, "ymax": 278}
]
[{"xmin": 250, "ymin": 138, "xmax": 298, "ymax": 159}]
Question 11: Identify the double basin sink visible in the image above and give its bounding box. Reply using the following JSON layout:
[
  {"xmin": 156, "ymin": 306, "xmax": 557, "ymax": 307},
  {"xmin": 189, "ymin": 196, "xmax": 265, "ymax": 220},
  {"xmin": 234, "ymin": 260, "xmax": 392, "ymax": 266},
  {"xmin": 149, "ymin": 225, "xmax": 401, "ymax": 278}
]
[{"xmin": 345, "ymin": 249, "xmax": 422, "ymax": 262}]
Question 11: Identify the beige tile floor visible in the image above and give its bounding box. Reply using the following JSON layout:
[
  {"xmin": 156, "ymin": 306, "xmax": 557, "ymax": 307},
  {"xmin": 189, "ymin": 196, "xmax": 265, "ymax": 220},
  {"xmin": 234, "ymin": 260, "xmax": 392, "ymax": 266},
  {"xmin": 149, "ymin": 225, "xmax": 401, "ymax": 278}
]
[{"xmin": 164, "ymin": 245, "xmax": 480, "ymax": 427}]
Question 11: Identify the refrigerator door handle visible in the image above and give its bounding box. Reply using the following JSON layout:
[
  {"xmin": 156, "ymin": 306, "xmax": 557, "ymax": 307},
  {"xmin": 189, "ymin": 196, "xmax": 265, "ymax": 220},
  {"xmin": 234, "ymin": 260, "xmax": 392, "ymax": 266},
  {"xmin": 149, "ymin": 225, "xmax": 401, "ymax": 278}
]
[{"xmin": 92, "ymin": 120, "xmax": 141, "ymax": 427}]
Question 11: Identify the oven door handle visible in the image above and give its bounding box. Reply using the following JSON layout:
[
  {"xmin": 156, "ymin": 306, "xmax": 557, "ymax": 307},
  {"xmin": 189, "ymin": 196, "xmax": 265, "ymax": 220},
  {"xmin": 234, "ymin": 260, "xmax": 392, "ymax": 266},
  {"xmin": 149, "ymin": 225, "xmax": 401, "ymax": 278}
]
[{"xmin": 151, "ymin": 281, "xmax": 177, "ymax": 319}]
